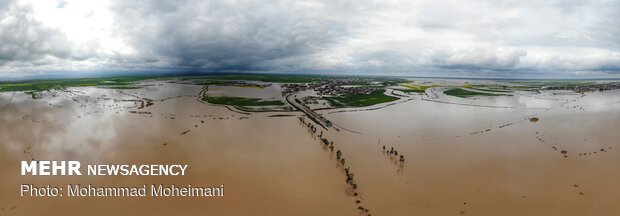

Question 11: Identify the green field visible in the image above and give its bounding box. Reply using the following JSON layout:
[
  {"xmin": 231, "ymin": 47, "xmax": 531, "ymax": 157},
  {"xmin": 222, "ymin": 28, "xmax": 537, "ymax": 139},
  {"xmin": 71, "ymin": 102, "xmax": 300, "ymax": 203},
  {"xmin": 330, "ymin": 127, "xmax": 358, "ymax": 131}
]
[
  {"xmin": 0, "ymin": 77, "xmax": 147, "ymax": 92},
  {"xmin": 467, "ymin": 88, "xmax": 513, "ymax": 93},
  {"xmin": 444, "ymin": 88, "xmax": 504, "ymax": 98},
  {"xmin": 400, "ymin": 88, "xmax": 426, "ymax": 93},
  {"xmin": 399, "ymin": 84, "xmax": 435, "ymax": 93},
  {"xmin": 461, "ymin": 84, "xmax": 513, "ymax": 93},
  {"xmin": 203, "ymin": 96, "xmax": 284, "ymax": 106},
  {"xmin": 325, "ymin": 90, "xmax": 399, "ymax": 107}
]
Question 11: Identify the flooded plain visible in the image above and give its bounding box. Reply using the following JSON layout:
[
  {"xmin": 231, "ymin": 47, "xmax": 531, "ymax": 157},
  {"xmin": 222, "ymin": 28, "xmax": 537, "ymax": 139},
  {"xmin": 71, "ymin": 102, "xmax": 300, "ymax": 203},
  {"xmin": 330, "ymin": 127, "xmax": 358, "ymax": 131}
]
[{"xmin": 1, "ymin": 80, "xmax": 619, "ymax": 215}]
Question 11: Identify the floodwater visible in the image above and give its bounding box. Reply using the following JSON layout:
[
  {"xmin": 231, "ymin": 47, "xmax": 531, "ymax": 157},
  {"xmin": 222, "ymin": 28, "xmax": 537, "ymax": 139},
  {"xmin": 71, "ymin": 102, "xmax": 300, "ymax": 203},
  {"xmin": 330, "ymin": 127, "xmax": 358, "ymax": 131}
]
[
  {"xmin": 1, "ymin": 80, "xmax": 619, "ymax": 215},
  {"xmin": 206, "ymin": 84, "xmax": 284, "ymax": 100}
]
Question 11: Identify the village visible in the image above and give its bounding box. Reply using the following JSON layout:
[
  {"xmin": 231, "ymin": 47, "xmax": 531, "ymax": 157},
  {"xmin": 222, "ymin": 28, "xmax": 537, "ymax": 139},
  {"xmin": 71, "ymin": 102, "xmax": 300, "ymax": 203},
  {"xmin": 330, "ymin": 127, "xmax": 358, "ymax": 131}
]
[
  {"xmin": 281, "ymin": 78, "xmax": 375, "ymax": 96},
  {"xmin": 547, "ymin": 82, "xmax": 620, "ymax": 93}
]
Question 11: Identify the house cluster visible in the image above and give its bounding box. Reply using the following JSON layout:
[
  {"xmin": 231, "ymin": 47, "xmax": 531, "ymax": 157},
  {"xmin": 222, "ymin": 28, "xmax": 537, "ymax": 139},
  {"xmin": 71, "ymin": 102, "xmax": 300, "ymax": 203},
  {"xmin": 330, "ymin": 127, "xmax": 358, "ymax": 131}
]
[
  {"xmin": 281, "ymin": 83, "xmax": 315, "ymax": 94},
  {"xmin": 282, "ymin": 79, "xmax": 374, "ymax": 96},
  {"xmin": 547, "ymin": 82, "xmax": 620, "ymax": 93},
  {"xmin": 314, "ymin": 84, "xmax": 373, "ymax": 96},
  {"xmin": 233, "ymin": 82, "xmax": 271, "ymax": 88},
  {"xmin": 574, "ymin": 82, "xmax": 620, "ymax": 93}
]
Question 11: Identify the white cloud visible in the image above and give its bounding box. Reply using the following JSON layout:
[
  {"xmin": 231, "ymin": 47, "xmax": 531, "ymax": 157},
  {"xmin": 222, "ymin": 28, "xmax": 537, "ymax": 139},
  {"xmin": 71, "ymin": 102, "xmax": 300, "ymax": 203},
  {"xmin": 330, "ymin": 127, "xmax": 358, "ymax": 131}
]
[{"xmin": 0, "ymin": 0, "xmax": 618, "ymax": 77}]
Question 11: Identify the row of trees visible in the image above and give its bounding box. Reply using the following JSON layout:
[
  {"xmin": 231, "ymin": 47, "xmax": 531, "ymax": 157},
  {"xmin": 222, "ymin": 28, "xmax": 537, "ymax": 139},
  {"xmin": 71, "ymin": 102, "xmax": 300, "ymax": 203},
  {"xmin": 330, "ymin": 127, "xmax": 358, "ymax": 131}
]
[{"xmin": 298, "ymin": 116, "xmax": 372, "ymax": 216}]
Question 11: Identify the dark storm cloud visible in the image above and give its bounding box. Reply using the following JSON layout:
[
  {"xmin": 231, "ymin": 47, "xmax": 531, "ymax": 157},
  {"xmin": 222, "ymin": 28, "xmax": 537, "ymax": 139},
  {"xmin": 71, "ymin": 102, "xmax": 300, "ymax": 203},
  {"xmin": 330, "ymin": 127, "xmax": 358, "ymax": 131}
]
[{"xmin": 109, "ymin": 0, "xmax": 362, "ymax": 70}]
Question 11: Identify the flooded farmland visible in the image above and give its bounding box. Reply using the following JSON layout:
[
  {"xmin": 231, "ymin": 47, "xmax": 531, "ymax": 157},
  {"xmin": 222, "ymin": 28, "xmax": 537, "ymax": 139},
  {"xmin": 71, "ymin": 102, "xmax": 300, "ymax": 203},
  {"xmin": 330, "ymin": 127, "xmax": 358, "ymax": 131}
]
[{"xmin": 1, "ymin": 77, "xmax": 619, "ymax": 216}]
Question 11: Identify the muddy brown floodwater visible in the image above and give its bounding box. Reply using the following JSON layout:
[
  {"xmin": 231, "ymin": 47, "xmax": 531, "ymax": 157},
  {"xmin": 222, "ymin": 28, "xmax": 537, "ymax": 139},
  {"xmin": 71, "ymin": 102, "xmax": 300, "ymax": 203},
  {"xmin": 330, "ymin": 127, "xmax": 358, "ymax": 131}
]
[{"xmin": 1, "ymin": 81, "xmax": 619, "ymax": 216}]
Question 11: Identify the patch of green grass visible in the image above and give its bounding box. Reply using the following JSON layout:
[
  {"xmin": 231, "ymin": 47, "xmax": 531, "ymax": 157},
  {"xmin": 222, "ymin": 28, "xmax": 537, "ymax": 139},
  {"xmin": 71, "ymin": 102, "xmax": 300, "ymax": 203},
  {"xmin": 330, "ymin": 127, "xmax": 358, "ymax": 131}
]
[
  {"xmin": 203, "ymin": 96, "xmax": 284, "ymax": 106},
  {"xmin": 400, "ymin": 83, "xmax": 435, "ymax": 93},
  {"xmin": 325, "ymin": 90, "xmax": 399, "ymax": 107},
  {"xmin": 468, "ymin": 88, "xmax": 512, "ymax": 93},
  {"xmin": 464, "ymin": 85, "xmax": 513, "ymax": 93},
  {"xmin": 400, "ymin": 88, "xmax": 426, "ymax": 93},
  {"xmin": 444, "ymin": 88, "xmax": 503, "ymax": 98}
]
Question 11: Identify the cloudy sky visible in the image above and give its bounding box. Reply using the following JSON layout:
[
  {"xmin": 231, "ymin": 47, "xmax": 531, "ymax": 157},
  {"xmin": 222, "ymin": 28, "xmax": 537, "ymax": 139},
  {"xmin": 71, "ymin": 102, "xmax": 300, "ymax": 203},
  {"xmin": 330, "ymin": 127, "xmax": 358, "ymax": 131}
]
[{"xmin": 0, "ymin": 0, "xmax": 619, "ymax": 78}]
